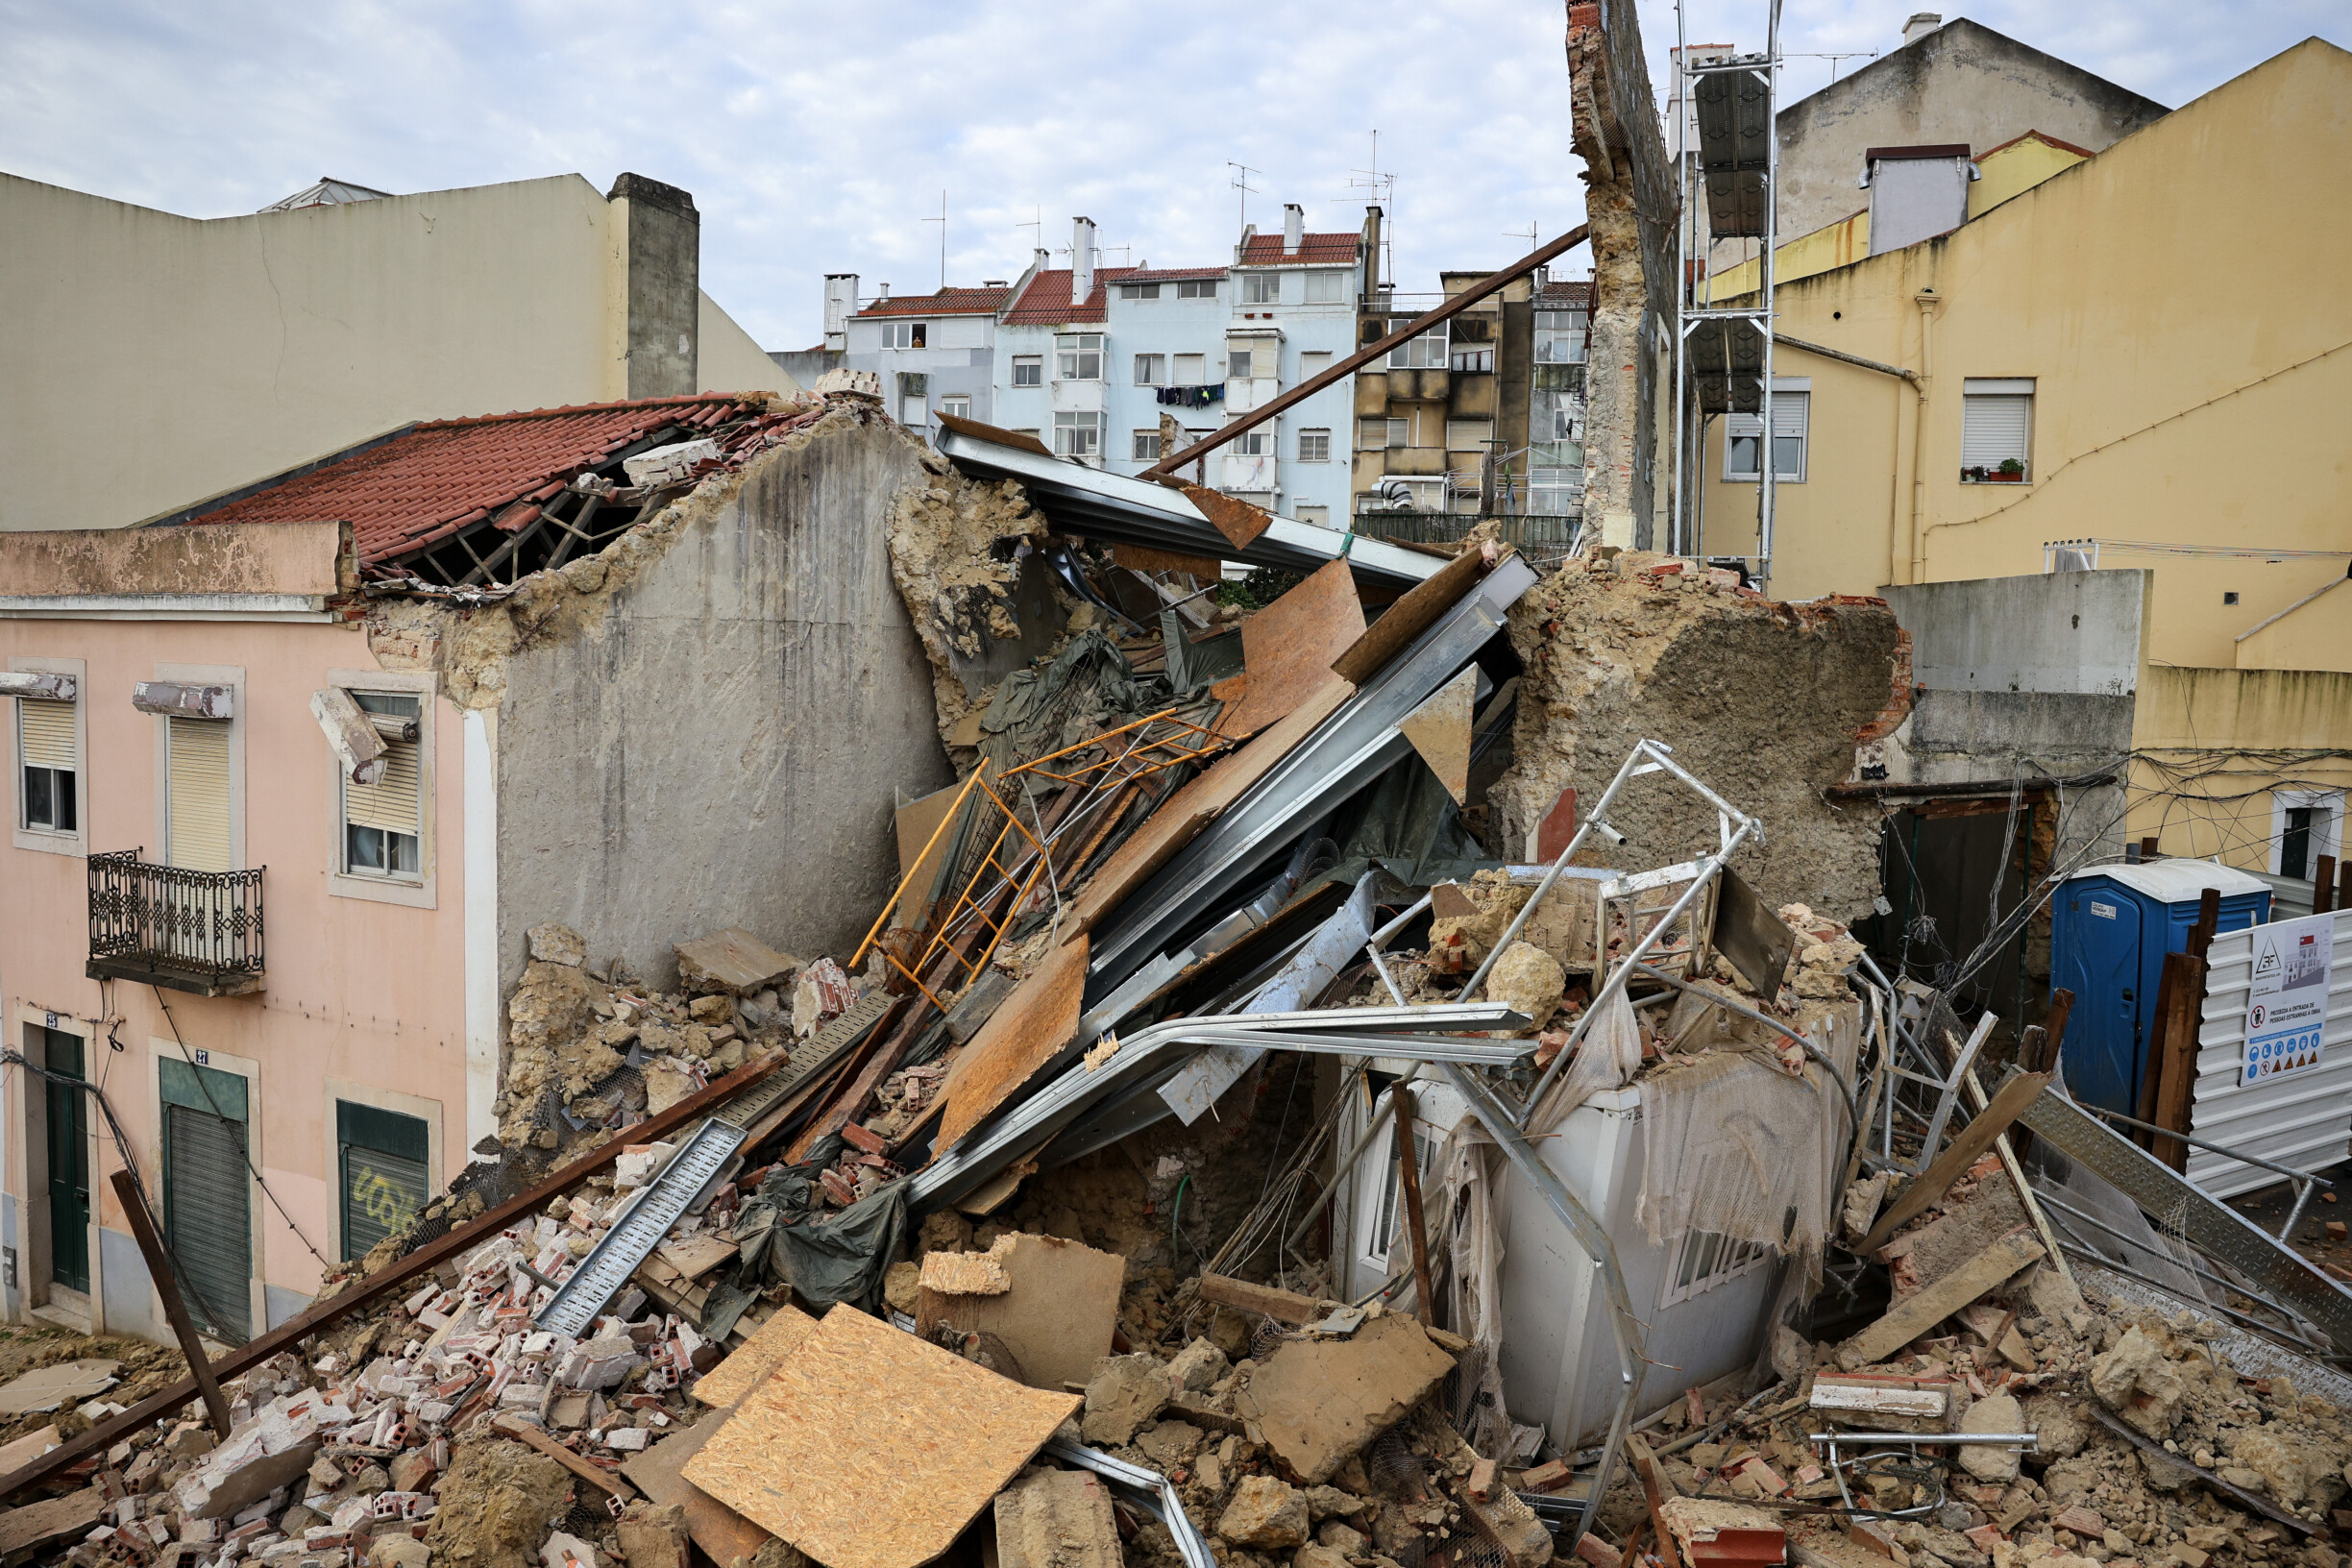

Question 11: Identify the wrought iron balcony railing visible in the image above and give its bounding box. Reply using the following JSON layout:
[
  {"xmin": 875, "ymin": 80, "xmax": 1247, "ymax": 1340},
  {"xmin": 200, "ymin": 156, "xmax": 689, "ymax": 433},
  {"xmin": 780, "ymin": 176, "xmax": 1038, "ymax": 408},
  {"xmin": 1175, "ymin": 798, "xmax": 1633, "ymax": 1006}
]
[{"xmin": 87, "ymin": 850, "xmax": 265, "ymax": 997}]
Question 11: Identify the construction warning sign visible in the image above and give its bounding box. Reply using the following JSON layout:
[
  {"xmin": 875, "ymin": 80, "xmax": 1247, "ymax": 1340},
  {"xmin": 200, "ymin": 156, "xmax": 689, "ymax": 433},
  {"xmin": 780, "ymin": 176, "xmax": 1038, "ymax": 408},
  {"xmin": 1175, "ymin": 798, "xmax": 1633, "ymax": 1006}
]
[{"xmin": 2242, "ymin": 911, "xmax": 2335, "ymax": 1087}]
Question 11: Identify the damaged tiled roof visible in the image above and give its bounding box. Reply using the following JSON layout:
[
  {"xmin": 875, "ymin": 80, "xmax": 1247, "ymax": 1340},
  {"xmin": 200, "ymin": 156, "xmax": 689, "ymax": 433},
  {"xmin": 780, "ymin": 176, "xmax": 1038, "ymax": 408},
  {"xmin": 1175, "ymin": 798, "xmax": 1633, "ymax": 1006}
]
[
  {"xmin": 855, "ymin": 286, "xmax": 1015, "ymax": 318},
  {"xmin": 1003, "ymin": 267, "xmax": 1142, "ymax": 326},
  {"xmin": 1536, "ymin": 279, "xmax": 1595, "ymax": 307},
  {"xmin": 1121, "ymin": 267, "xmax": 1228, "ymax": 283},
  {"xmin": 1237, "ymin": 233, "xmax": 1360, "ymax": 265},
  {"xmin": 186, "ymin": 393, "xmax": 764, "ymax": 564}
]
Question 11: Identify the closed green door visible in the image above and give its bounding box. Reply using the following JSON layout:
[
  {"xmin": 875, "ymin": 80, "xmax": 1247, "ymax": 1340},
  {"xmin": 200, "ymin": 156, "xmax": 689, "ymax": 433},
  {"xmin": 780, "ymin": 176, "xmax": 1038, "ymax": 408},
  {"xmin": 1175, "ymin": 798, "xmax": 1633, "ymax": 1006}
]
[{"xmin": 40, "ymin": 1029, "xmax": 87, "ymax": 1294}]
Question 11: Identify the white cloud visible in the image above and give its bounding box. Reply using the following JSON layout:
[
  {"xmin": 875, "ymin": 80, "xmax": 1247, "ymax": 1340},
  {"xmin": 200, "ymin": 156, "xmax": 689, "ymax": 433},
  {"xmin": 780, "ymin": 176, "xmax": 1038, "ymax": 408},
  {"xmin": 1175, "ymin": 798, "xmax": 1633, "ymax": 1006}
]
[{"xmin": 2, "ymin": 0, "xmax": 2340, "ymax": 348}]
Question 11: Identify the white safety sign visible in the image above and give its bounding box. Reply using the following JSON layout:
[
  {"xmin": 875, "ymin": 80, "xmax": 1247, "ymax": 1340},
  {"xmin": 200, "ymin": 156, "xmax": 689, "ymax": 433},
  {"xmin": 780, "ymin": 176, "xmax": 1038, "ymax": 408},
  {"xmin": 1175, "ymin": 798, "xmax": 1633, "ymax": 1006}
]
[{"xmin": 2242, "ymin": 911, "xmax": 2334, "ymax": 1087}]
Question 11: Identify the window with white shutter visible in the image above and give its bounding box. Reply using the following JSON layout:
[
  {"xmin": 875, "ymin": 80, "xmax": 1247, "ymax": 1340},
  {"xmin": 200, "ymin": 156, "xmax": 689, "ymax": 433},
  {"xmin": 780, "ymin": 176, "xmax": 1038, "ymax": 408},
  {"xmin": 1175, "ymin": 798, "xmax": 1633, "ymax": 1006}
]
[
  {"xmin": 1725, "ymin": 391, "xmax": 1809, "ymax": 482},
  {"xmin": 1961, "ymin": 379, "xmax": 2034, "ymax": 480},
  {"xmin": 343, "ymin": 693, "xmax": 423, "ymax": 878},
  {"xmin": 166, "ymin": 717, "xmax": 232, "ymax": 872},
  {"xmin": 17, "ymin": 698, "xmax": 77, "ymax": 834}
]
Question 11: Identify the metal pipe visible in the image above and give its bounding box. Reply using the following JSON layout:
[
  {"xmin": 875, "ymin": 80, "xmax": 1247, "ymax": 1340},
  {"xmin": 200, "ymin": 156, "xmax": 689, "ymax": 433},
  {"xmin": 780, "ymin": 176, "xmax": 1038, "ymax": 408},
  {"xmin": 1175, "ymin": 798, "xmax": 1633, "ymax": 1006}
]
[{"xmin": 1756, "ymin": 0, "xmax": 1782, "ymax": 591}]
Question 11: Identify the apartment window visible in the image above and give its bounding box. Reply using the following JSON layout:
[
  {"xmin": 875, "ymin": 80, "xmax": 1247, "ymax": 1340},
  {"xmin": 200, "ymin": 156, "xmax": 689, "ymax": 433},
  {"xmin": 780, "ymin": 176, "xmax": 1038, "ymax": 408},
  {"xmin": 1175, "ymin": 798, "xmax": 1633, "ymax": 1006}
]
[
  {"xmin": 1960, "ymin": 378, "xmax": 2034, "ymax": 481},
  {"xmin": 2276, "ymin": 792, "xmax": 2342, "ymax": 881},
  {"xmin": 1388, "ymin": 417, "xmax": 1411, "ymax": 449},
  {"xmin": 166, "ymin": 715, "xmax": 232, "ymax": 872},
  {"xmin": 1301, "ymin": 351, "xmax": 1334, "ymax": 381},
  {"xmin": 1358, "ymin": 418, "xmax": 1389, "ymax": 451},
  {"xmin": 1056, "ymin": 334, "xmax": 1104, "ymax": 380},
  {"xmin": 1446, "ymin": 420, "xmax": 1495, "ymax": 453},
  {"xmin": 161, "ymin": 1055, "xmax": 251, "ymax": 1341},
  {"xmin": 1297, "ymin": 429, "xmax": 1332, "ymax": 463},
  {"xmin": 1011, "ymin": 355, "xmax": 1042, "ymax": 387},
  {"xmin": 338, "ymin": 1100, "xmax": 430, "ymax": 1261},
  {"xmin": 1535, "ymin": 310, "xmax": 1588, "ymax": 364},
  {"xmin": 1119, "ymin": 282, "xmax": 1162, "ymax": 300},
  {"xmin": 17, "ymin": 696, "xmax": 77, "ymax": 834},
  {"xmin": 940, "ymin": 395, "xmax": 970, "ymax": 420},
  {"xmin": 343, "ymin": 693, "xmax": 422, "ymax": 880},
  {"xmin": 1053, "ymin": 410, "xmax": 1102, "ymax": 458},
  {"xmin": 1362, "ymin": 1119, "xmax": 1437, "ymax": 1271},
  {"xmin": 1173, "ymin": 354, "xmax": 1207, "ymax": 384},
  {"xmin": 1388, "ymin": 327, "xmax": 1448, "ymax": 370},
  {"xmin": 1242, "ymin": 273, "xmax": 1282, "ymax": 305},
  {"xmin": 1305, "ymin": 271, "xmax": 1346, "ymax": 305},
  {"xmin": 1296, "ymin": 505, "xmax": 1331, "ymax": 527},
  {"xmin": 1132, "ymin": 429, "xmax": 1163, "ymax": 461},
  {"xmin": 1176, "ymin": 280, "xmax": 1217, "ymax": 300},
  {"xmin": 1451, "ymin": 348, "xmax": 1494, "ymax": 374},
  {"xmin": 1227, "ymin": 348, "xmax": 1256, "ymax": 380},
  {"xmin": 896, "ymin": 372, "xmax": 928, "ymax": 427},
  {"xmin": 1659, "ymin": 1229, "xmax": 1770, "ymax": 1309},
  {"xmin": 880, "ymin": 322, "xmax": 927, "ymax": 350},
  {"xmin": 1725, "ymin": 391, "xmax": 1808, "ymax": 482},
  {"xmin": 1134, "ymin": 354, "xmax": 1166, "ymax": 385}
]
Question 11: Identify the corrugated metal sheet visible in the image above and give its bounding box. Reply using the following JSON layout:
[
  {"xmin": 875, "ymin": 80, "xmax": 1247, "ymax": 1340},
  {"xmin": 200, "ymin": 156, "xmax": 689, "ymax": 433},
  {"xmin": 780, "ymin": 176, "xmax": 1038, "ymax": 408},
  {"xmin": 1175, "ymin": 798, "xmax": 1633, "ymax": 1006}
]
[
  {"xmin": 2187, "ymin": 909, "xmax": 2352, "ymax": 1197},
  {"xmin": 167, "ymin": 1103, "xmax": 253, "ymax": 1341}
]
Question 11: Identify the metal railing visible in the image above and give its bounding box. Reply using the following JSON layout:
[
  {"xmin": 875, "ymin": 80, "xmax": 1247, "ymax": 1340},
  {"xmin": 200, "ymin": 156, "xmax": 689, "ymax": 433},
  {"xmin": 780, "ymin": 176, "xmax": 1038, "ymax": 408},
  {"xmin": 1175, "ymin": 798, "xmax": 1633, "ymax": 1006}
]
[
  {"xmin": 87, "ymin": 850, "xmax": 265, "ymax": 990},
  {"xmin": 1354, "ymin": 512, "xmax": 1584, "ymax": 569}
]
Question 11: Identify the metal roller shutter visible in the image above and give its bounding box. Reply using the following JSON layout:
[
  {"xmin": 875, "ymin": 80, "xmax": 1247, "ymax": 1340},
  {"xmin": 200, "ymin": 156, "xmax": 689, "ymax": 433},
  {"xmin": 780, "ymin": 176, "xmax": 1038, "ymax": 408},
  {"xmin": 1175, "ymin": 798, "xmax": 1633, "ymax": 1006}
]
[
  {"xmin": 342, "ymin": 1142, "xmax": 429, "ymax": 1260},
  {"xmin": 1961, "ymin": 394, "xmax": 2033, "ymax": 470},
  {"xmin": 164, "ymin": 1104, "xmax": 252, "ymax": 1341},
  {"xmin": 166, "ymin": 717, "xmax": 232, "ymax": 872},
  {"xmin": 344, "ymin": 738, "xmax": 420, "ymax": 837},
  {"xmin": 18, "ymin": 699, "xmax": 74, "ymax": 769}
]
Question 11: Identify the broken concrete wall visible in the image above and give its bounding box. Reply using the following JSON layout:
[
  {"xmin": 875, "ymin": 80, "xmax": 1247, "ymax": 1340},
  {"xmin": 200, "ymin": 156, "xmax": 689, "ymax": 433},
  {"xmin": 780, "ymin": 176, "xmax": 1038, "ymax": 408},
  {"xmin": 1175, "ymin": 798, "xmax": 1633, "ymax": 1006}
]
[
  {"xmin": 1494, "ymin": 552, "xmax": 1908, "ymax": 921},
  {"xmin": 368, "ymin": 405, "xmax": 954, "ymax": 998}
]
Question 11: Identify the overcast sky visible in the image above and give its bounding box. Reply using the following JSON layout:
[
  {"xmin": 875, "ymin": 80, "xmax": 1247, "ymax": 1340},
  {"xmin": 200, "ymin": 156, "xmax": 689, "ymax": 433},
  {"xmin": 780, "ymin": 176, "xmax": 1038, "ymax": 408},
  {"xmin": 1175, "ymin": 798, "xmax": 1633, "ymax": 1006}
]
[{"xmin": 4, "ymin": 0, "xmax": 2340, "ymax": 351}]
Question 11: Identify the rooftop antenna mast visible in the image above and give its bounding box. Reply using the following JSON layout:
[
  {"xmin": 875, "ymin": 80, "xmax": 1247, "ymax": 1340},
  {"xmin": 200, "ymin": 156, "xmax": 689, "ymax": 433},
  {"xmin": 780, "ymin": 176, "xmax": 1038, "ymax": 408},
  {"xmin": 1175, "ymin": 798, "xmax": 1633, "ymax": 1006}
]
[
  {"xmin": 1014, "ymin": 208, "xmax": 1041, "ymax": 257},
  {"xmin": 922, "ymin": 190, "xmax": 946, "ymax": 290},
  {"xmin": 1226, "ymin": 161, "xmax": 1262, "ymax": 237},
  {"xmin": 1346, "ymin": 130, "xmax": 1397, "ymax": 281}
]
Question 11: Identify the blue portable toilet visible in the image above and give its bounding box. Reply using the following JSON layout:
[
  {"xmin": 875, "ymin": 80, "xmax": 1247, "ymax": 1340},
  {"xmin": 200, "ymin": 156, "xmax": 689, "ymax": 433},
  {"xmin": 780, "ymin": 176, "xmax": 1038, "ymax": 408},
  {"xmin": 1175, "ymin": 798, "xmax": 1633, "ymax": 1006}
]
[{"xmin": 2049, "ymin": 861, "xmax": 2271, "ymax": 1115}]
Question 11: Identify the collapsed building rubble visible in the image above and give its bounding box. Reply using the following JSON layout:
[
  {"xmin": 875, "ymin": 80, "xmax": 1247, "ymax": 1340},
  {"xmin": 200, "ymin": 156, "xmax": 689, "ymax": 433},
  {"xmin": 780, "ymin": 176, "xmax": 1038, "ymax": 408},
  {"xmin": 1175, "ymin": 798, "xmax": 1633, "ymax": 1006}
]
[{"xmin": 3, "ymin": 411, "xmax": 2345, "ymax": 1568}]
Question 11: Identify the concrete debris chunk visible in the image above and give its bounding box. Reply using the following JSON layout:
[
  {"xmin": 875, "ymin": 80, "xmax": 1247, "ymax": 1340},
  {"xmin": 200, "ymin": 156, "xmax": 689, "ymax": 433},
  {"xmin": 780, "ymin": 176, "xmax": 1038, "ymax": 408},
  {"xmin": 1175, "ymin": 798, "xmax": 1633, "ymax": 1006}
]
[
  {"xmin": 527, "ymin": 923, "xmax": 587, "ymax": 968},
  {"xmin": 675, "ymin": 929, "xmax": 799, "ymax": 995},
  {"xmin": 1217, "ymin": 1475, "xmax": 1311, "ymax": 1549},
  {"xmin": 1244, "ymin": 1312, "xmax": 1458, "ymax": 1484},
  {"xmin": 1082, "ymin": 1353, "xmax": 1173, "ymax": 1447},
  {"xmin": 994, "ymin": 1467, "xmax": 1125, "ymax": 1568}
]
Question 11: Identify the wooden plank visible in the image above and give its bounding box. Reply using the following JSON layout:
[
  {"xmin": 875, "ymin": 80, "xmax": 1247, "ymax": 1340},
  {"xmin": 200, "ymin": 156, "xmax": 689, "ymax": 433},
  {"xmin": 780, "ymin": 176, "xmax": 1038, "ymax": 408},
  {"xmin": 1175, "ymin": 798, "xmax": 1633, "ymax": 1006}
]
[
  {"xmin": 1625, "ymin": 1433, "xmax": 1683, "ymax": 1568},
  {"xmin": 691, "ymin": 1305, "xmax": 821, "ymax": 1409},
  {"xmin": 0, "ymin": 1049, "xmax": 789, "ymax": 1504},
  {"xmin": 1859, "ymin": 1071, "xmax": 2052, "ymax": 1252},
  {"xmin": 492, "ymin": 1414, "xmax": 636, "ymax": 1502},
  {"xmin": 2136, "ymin": 952, "xmax": 2191, "ymax": 1145},
  {"xmin": 932, "ymin": 934, "xmax": 1090, "ymax": 1153},
  {"xmin": 1194, "ymin": 1273, "xmax": 1320, "ymax": 1324},
  {"xmin": 1331, "ymin": 545, "xmax": 1487, "ymax": 685},
  {"xmin": 683, "ymin": 1299, "xmax": 1079, "ymax": 1568},
  {"xmin": 624, "ymin": 1404, "xmax": 775, "ymax": 1565},
  {"xmin": 1214, "ymin": 560, "xmax": 1365, "ymax": 743},
  {"xmin": 2153, "ymin": 952, "xmax": 2207, "ymax": 1171},
  {"xmin": 1839, "ymin": 1231, "xmax": 2044, "ymax": 1368}
]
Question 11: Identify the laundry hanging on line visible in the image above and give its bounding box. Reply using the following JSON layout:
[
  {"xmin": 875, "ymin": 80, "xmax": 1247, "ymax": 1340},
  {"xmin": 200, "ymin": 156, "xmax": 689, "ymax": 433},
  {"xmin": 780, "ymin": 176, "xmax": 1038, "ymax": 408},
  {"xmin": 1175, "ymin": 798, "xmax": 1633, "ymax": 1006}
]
[{"xmin": 1156, "ymin": 383, "xmax": 1225, "ymax": 409}]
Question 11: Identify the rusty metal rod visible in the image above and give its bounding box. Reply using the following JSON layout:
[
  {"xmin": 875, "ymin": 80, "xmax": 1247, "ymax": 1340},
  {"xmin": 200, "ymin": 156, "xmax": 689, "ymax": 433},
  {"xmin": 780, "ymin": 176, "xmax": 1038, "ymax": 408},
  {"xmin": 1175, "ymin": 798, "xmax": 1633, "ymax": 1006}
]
[
  {"xmin": 1142, "ymin": 225, "xmax": 1590, "ymax": 480},
  {"xmin": 1392, "ymin": 1085, "xmax": 1436, "ymax": 1326}
]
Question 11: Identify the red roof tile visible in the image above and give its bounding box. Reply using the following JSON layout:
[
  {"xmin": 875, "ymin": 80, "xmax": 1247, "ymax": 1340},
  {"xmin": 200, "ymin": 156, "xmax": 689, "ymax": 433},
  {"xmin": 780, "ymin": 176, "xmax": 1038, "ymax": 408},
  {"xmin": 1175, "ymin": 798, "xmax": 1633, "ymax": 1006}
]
[
  {"xmin": 1120, "ymin": 266, "xmax": 1228, "ymax": 284},
  {"xmin": 1536, "ymin": 280, "xmax": 1594, "ymax": 307},
  {"xmin": 1003, "ymin": 266, "xmax": 1142, "ymax": 326},
  {"xmin": 854, "ymin": 285, "xmax": 1015, "ymax": 318},
  {"xmin": 191, "ymin": 393, "xmax": 763, "ymax": 564},
  {"xmin": 1237, "ymin": 233, "xmax": 1360, "ymax": 265}
]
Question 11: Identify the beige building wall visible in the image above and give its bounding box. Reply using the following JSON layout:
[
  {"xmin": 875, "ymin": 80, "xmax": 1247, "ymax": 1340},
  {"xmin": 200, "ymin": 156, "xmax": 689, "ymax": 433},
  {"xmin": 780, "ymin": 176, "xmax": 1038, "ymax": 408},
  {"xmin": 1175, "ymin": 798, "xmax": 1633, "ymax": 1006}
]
[{"xmin": 0, "ymin": 173, "xmax": 793, "ymax": 536}]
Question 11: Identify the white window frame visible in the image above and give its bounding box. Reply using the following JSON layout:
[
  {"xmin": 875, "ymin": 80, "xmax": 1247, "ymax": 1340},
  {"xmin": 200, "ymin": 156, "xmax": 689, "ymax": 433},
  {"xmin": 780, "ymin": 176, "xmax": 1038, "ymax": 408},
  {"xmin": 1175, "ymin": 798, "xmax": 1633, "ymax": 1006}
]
[
  {"xmin": 1301, "ymin": 351, "xmax": 1334, "ymax": 381},
  {"xmin": 1960, "ymin": 378, "xmax": 2035, "ymax": 482},
  {"xmin": 1360, "ymin": 1117, "xmax": 1437, "ymax": 1274},
  {"xmin": 879, "ymin": 321, "xmax": 928, "ymax": 350},
  {"xmin": 1297, "ymin": 429, "xmax": 1332, "ymax": 463},
  {"xmin": 1535, "ymin": 310, "xmax": 1588, "ymax": 364},
  {"xmin": 1176, "ymin": 279, "xmax": 1217, "ymax": 300},
  {"xmin": 1134, "ymin": 354, "xmax": 1166, "ymax": 386},
  {"xmin": 939, "ymin": 394, "xmax": 971, "ymax": 421},
  {"xmin": 1053, "ymin": 410, "xmax": 1102, "ymax": 459},
  {"xmin": 1242, "ymin": 272, "xmax": 1282, "ymax": 305},
  {"xmin": 1449, "ymin": 347, "xmax": 1494, "ymax": 374},
  {"xmin": 1011, "ymin": 355, "xmax": 1043, "ymax": 388},
  {"xmin": 1659, "ymin": 1228, "xmax": 1771, "ymax": 1309},
  {"xmin": 327, "ymin": 667, "xmax": 438, "ymax": 910},
  {"xmin": 11, "ymin": 656, "xmax": 85, "ymax": 856},
  {"xmin": 1119, "ymin": 282, "xmax": 1161, "ymax": 300},
  {"xmin": 1724, "ymin": 383, "xmax": 1809, "ymax": 483},
  {"xmin": 1235, "ymin": 429, "xmax": 1271, "ymax": 458},
  {"xmin": 1226, "ymin": 347, "xmax": 1256, "ymax": 380},
  {"xmin": 1388, "ymin": 326, "xmax": 1448, "ymax": 371},
  {"xmin": 1055, "ymin": 334, "xmax": 1104, "ymax": 381},
  {"xmin": 1131, "ymin": 429, "xmax": 1163, "ymax": 462},
  {"xmin": 1304, "ymin": 271, "xmax": 1346, "ymax": 305},
  {"xmin": 1296, "ymin": 505, "xmax": 1332, "ymax": 527},
  {"xmin": 2273, "ymin": 790, "xmax": 2344, "ymax": 882}
]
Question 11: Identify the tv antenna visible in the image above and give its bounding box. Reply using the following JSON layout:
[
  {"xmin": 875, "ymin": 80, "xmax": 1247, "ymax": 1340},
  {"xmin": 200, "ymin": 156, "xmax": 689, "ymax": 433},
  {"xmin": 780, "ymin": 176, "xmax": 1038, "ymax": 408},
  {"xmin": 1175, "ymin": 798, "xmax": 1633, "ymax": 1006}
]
[
  {"xmin": 1346, "ymin": 130, "xmax": 1397, "ymax": 277},
  {"xmin": 1786, "ymin": 48, "xmax": 1877, "ymax": 82},
  {"xmin": 921, "ymin": 190, "xmax": 946, "ymax": 290},
  {"xmin": 1226, "ymin": 161, "xmax": 1262, "ymax": 236},
  {"xmin": 1014, "ymin": 207, "xmax": 1041, "ymax": 256}
]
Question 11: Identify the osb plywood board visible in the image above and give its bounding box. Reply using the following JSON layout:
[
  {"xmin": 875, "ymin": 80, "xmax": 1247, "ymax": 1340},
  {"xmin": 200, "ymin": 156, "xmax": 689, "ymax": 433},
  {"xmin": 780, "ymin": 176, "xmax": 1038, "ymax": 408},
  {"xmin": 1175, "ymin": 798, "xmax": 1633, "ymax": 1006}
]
[
  {"xmin": 683, "ymin": 1303, "xmax": 1080, "ymax": 1568},
  {"xmin": 1398, "ymin": 664, "xmax": 1478, "ymax": 804},
  {"xmin": 1173, "ymin": 479, "xmax": 1273, "ymax": 550},
  {"xmin": 915, "ymin": 1232, "xmax": 1123, "ymax": 1393},
  {"xmin": 624, "ymin": 1405, "xmax": 774, "ymax": 1565},
  {"xmin": 932, "ymin": 932, "xmax": 1090, "ymax": 1152},
  {"xmin": 691, "ymin": 1303, "xmax": 820, "ymax": 1409},
  {"xmin": 1216, "ymin": 560, "xmax": 1366, "ymax": 742},
  {"xmin": 1332, "ymin": 546, "xmax": 1487, "ymax": 685},
  {"xmin": 1069, "ymin": 679, "xmax": 1353, "ymax": 931}
]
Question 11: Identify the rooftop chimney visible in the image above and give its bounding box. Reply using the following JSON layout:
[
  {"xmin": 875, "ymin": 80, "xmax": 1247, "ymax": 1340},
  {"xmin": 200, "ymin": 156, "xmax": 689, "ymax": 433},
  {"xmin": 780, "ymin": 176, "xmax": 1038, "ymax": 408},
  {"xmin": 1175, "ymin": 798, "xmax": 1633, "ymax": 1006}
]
[
  {"xmin": 1283, "ymin": 203, "xmax": 1304, "ymax": 256},
  {"xmin": 1361, "ymin": 207, "xmax": 1383, "ymax": 298},
  {"xmin": 1072, "ymin": 216, "xmax": 1096, "ymax": 302},
  {"xmin": 1901, "ymin": 12, "xmax": 1942, "ymax": 44},
  {"xmin": 1864, "ymin": 146, "xmax": 1975, "ymax": 254},
  {"xmin": 822, "ymin": 273, "xmax": 858, "ymax": 352}
]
